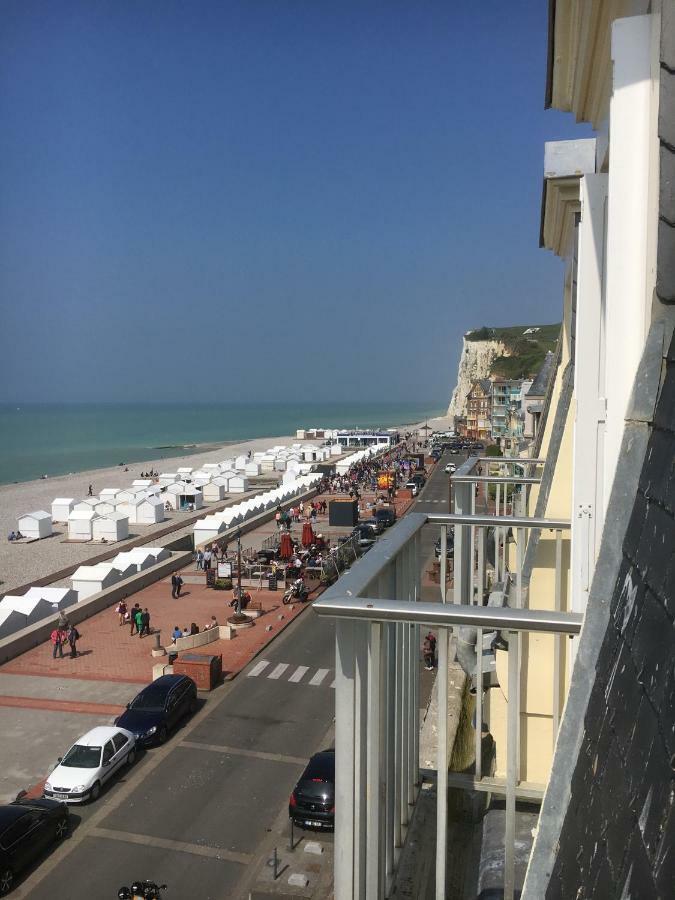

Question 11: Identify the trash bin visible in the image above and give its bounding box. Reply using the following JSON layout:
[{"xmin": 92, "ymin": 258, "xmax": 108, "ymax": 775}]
[
  {"xmin": 173, "ymin": 653, "xmax": 222, "ymax": 691},
  {"xmin": 268, "ymin": 573, "xmax": 277, "ymax": 591}
]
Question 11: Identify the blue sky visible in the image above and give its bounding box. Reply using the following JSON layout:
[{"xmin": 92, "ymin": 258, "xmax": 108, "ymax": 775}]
[{"xmin": 0, "ymin": 1, "xmax": 589, "ymax": 405}]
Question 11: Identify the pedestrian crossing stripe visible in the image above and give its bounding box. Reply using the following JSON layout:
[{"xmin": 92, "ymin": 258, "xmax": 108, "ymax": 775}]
[{"xmin": 247, "ymin": 660, "xmax": 334, "ymax": 687}]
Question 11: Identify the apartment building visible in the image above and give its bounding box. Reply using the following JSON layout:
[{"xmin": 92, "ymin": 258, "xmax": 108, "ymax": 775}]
[{"xmin": 314, "ymin": 2, "xmax": 674, "ymax": 898}]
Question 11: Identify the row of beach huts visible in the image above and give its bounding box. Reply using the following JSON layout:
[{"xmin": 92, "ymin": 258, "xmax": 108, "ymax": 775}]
[
  {"xmin": 0, "ymin": 546, "xmax": 171, "ymax": 640},
  {"xmin": 15, "ymin": 442, "xmax": 336, "ymax": 545}
]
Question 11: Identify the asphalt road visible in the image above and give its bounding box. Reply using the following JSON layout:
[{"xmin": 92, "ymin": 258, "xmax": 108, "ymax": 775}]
[{"xmin": 16, "ymin": 447, "xmax": 464, "ymax": 900}]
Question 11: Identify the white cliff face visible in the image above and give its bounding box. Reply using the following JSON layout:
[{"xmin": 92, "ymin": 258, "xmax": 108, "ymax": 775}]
[{"xmin": 447, "ymin": 338, "xmax": 508, "ymax": 418}]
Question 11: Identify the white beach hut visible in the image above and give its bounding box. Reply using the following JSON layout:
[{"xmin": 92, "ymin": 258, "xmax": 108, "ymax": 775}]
[
  {"xmin": 71, "ymin": 564, "xmax": 122, "ymax": 600},
  {"xmin": 194, "ymin": 515, "xmax": 228, "ymax": 545},
  {"xmin": 244, "ymin": 462, "xmax": 262, "ymax": 477},
  {"xmin": 94, "ymin": 501, "xmax": 117, "ymax": 517},
  {"xmin": 202, "ymin": 481, "xmax": 226, "ymax": 502},
  {"xmin": 51, "ymin": 498, "xmax": 75, "ymax": 523},
  {"xmin": 158, "ymin": 473, "xmax": 179, "ymax": 488},
  {"xmin": 92, "ymin": 512, "xmax": 130, "ymax": 543},
  {"xmin": 99, "ymin": 488, "xmax": 120, "ymax": 503},
  {"xmin": 136, "ymin": 496, "xmax": 165, "ymax": 524},
  {"xmin": 113, "ymin": 550, "xmax": 155, "ymax": 573},
  {"xmin": 227, "ymin": 475, "xmax": 248, "ymax": 494},
  {"xmin": 260, "ymin": 454, "xmax": 276, "ymax": 472},
  {"xmin": 132, "ymin": 479, "xmax": 153, "ymax": 489},
  {"xmin": 143, "ymin": 546, "xmax": 171, "ymax": 564},
  {"xmin": 17, "ymin": 511, "xmax": 53, "ymax": 540},
  {"xmin": 176, "ymin": 467, "xmax": 194, "ymax": 481},
  {"xmin": 116, "ymin": 488, "xmax": 142, "ymax": 504},
  {"xmin": 0, "ymin": 595, "xmax": 54, "ymax": 626},
  {"xmin": 202, "ymin": 464, "xmax": 222, "ymax": 474},
  {"xmin": 0, "ymin": 609, "xmax": 27, "ymax": 639},
  {"xmin": 116, "ymin": 497, "xmax": 144, "ymax": 524},
  {"xmin": 235, "ymin": 455, "xmax": 248, "ymax": 471},
  {"xmin": 67, "ymin": 510, "xmax": 98, "ymax": 542},
  {"xmin": 23, "ymin": 587, "xmax": 78, "ymax": 610},
  {"xmin": 73, "ymin": 499, "xmax": 100, "ymax": 513}
]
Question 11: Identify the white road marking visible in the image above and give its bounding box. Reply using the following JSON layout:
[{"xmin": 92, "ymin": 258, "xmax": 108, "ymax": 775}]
[
  {"xmin": 289, "ymin": 665, "xmax": 309, "ymax": 683},
  {"xmin": 268, "ymin": 663, "xmax": 289, "ymax": 680},
  {"xmin": 309, "ymin": 668, "xmax": 329, "ymax": 686},
  {"xmin": 247, "ymin": 660, "xmax": 270, "ymax": 677}
]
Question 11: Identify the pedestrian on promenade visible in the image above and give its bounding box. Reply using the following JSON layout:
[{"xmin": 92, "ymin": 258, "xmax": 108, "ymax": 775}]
[
  {"xmin": 139, "ymin": 608, "xmax": 151, "ymax": 638},
  {"xmin": 204, "ymin": 549, "xmax": 212, "ymax": 570},
  {"xmin": 116, "ymin": 600, "xmax": 127, "ymax": 626},
  {"xmin": 50, "ymin": 628, "xmax": 64, "ymax": 659},
  {"xmin": 88, "ymin": 484, "xmax": 93, "ymax": 496},
  {"xmin": 423, "ymin": 632, "xmax": 437, "ymax": 670},
  {"xmin": 172, "ymin": 573, "xmax": 183, "ymax": 598},
  {"xmin": 67, "ymin": 625, "xmax": 80, "ymax": 659},
  {"xmin": 130, "ymin": 604, "xmax": 142, "ymax": 636},
  {"xmin": 196, "ymin": 550, "xmax": 204, "ymax": 570}
]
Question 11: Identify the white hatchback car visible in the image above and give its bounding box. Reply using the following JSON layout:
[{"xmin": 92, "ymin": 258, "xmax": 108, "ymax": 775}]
[
  {"xmin": 445, "ymin": 463, "xmax": 457, "ymax": 474},
  {"xmin": 44, "ymin": 725, "xmax": 136, "ymax": 804}
]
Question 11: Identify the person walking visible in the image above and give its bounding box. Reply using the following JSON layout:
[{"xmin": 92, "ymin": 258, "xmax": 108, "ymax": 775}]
[
  {"xmin": 88, "ymin": 484, "xmax": 93, "ymax": 496},
  {"xmin": 423, "ymin": 632, "xmax": 437, "ymax": 670},
  {"xmin": 50, "ymin": 627, "xmax": 64, "ymax": 659},
  {"xmin": 171, "ymin": 573, "xmax": 179, "ymax": 598},
  {"xmin": 130, "ymin": 604, "xmax": 142, "ymax": 636},
  {"xmin": 116, "ymin": 600, "xmax": 127, "ymax": 626},
  {"xmin": 174, "ymin": 573, "xmax": 183, "ymax": 598},
  {"xmin": 139, "ymin": 608, "xmax": 151, "ymax": 638},
  {"xmin": 196, "ymin": 550, "xmax": 204, "ymax": 570},
  {"xmin": 67, "ymin": 625, "xmax": 80, "ymax": 659},
  {"xmin": 203, "ymin": 549, "xmax": 212, "ymax": 570}
]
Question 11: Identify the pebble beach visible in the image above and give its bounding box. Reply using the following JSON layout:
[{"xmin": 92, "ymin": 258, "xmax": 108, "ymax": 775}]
[{"xmin": 0, "ymin": 414, "xmax": 453, "ymax": 597}]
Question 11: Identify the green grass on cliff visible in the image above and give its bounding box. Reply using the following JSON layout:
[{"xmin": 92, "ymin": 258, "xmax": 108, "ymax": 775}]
[{"xmin": 465, "ymin": 323, "xmax": 560, "ymax": 379}]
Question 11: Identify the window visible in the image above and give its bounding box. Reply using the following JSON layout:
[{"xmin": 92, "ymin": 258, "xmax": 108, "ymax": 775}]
[
  {"xmin": 102, "ymin": 740, "xmax": 115, "ymax": 765},
  {"xmin": 0, "ymin": 815, "xmax": 32, "ymax": 849},
  {"xmin": 112, "ymin": 733, "xmax": 128, "ymax": 754}
]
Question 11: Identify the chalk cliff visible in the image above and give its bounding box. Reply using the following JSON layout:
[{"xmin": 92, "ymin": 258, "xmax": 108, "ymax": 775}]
[{"xmin": 447, "ymin": 336, "xmax": 507, "ymax": 419}]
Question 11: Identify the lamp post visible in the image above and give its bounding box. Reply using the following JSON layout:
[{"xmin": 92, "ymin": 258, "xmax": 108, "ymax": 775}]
[{"xmin": 227, "ymin": 527, "xmax": 251, "ymax": 626}]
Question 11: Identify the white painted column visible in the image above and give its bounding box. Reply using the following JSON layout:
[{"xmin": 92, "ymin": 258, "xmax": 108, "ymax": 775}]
[
  {"xmin": 571, "ymin": 173, "xmax": 608, "ymax": 627},
  {"xmin": 603, "ymin": 14, "xmax": 656, "ymax": 508}
]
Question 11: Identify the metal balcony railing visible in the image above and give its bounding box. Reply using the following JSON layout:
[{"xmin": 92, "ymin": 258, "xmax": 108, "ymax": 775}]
[{"xmin": 314, "ymin": 455, "xmax": 575, "ymax": 900}]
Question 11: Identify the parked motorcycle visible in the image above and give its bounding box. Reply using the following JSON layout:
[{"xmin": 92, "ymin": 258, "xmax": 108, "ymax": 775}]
[
  {"xmin": 282, "ymin": 578, "xmax": 309, "ymax": 604},
  {"xmin": 118, "ymin": 882, "xmax": 167, "ymax": 899}
]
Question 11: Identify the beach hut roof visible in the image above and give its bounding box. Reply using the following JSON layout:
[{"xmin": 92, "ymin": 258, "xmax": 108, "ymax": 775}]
[
  {"xmin": 68, "ymin": 509, "xmax": 98, "ymax": 521},
  {"xmin": 24, "ymin": 587, "xmax": 76, "ymax": 605},
  {"xmin": 98, "ymin": 511, "xmax": 129, "ymax": 522},
  {"xmin": 52, "ymin": 497, "xmax": 75, "ymax": 504},
  {"xmin": 139, "ymin": 496, "xmax": 163, "ymax": 507},
  {"xmin": 19, "ymin": 510, "xmax": 51, "ymax": 522},
  {"xmin": 71, "ymin": 563, "xmax": 116, "ymax": 581}
]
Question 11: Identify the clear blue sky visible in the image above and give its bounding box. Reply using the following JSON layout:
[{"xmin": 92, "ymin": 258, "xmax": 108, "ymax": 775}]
[{"xmin": 0, "ymin": 1, "xmax": 589, "ymax": 405}]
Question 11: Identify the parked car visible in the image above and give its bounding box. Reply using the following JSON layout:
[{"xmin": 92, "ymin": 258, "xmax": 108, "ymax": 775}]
[
  {"xmin": 353, "ymin": 525, "xmax": 376, "ymax": 549},
  {"xmin": 0, "ymin": 798, "xmax": 70, "ymax": 895},
  {"xmin": 374, "ymin": 507, "xmax": 397, "ymax": 528},
  {"xmin": 289, "ymin": 749, "xmax": 335, "ymax": 830},
  {"xmin": 358, "ymin": 519, "xmax": 383, "ymax": 535},
  {"xmin": 434, "ymin": 536, "xmax": 455, "ymax": 559},
  {"xmin": 115, "ymin": 674, "xmax": 198, "ymax": 746},
  {"xmin": 411, "ymin": 472, "xmax": 426, "ymax": 486},
  {"xmin": 444, "ymin": 463, "xmax": 457, "ymax": 474},
  {"xmin": 405, "ymin": 480, "xmax": 420, "ymax": 496},
  {"xmin": 44, "ymin": 726, "xmax": 136, "ymax": 804}
]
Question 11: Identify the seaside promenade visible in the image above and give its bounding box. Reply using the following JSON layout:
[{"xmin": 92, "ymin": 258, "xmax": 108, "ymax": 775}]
[{"xmin": 0, "ymin": 476, "xmax": 417, "ymax": 805}]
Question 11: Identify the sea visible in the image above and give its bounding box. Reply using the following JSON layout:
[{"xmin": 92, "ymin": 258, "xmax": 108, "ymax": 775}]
[{"xmin": 0, "ymin": 401, "xmax": 447, "ymax": 486}]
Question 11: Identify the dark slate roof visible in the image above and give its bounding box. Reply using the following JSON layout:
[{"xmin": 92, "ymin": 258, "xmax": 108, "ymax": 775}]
[
  {"xmin": 526, "ymin": 351, "xmax": 555, "ymax": 397},
  {"xmin": 478, "ymin": 379, "xmax": 492, "ymax": 394}
]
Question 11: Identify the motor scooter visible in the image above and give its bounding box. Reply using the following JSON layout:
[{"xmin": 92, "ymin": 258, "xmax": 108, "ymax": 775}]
[{"xmin": 282, "ymin": 578, "xmax": 309, "ymax": 604}]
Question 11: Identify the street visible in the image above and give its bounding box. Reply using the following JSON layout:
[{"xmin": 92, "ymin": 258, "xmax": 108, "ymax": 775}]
[{"xmin": 15, "ymin": 447, "xmax": 457, "ymax": 899}]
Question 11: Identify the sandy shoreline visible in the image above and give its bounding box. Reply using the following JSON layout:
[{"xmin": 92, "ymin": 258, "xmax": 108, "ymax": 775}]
[{"xmin": 0, "ymin": 413, "xmax": 452, "ymax": 596}]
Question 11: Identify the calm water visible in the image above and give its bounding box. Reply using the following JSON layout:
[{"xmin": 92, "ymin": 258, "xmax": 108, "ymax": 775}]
[{"xmin": 0, "ymin": 402, "xmax": 446, "ymax": 485}]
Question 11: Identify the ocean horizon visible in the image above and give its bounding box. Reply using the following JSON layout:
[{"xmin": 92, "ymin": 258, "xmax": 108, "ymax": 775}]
[{"xmin": 0, "ymin": 401, "xmax": 447, "ymax": 485}]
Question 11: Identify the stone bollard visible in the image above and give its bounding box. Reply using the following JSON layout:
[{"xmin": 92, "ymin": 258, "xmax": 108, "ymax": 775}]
[{"xmin": 151, "ymin": 631, "xmax": 166, "ymax": 658}]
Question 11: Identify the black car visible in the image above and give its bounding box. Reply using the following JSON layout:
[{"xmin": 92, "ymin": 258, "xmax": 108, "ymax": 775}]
[
  {"xmin": 357, "ymin": 519, "xmax": 383, "ymax": 536},
  {"xmin": 115, "ymin": 674, "xmax": 198, "ymax": 746},
  {"xmin": 434, "ymin": 536, "xmax": 455, "ymax": 559},
  {"xmin": 289, "ymin": 749, "xmax": 335, "ymax": 830},
  {"xmin": 0, "ymin": 799, "xmax": 69, "ymax": 895},
  {"xmin": 374, "ymin": 507, "xmax": 397, "ymax": 528}
]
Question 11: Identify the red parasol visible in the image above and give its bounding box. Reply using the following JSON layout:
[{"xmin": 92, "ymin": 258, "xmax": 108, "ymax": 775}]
[
  {"xmin": 301, "ymin": 522, "xmax": 315, "ymax": 548},
  {"xmin": 279, "ymin": 531, "xmax": 294, "ymax": 560}
]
